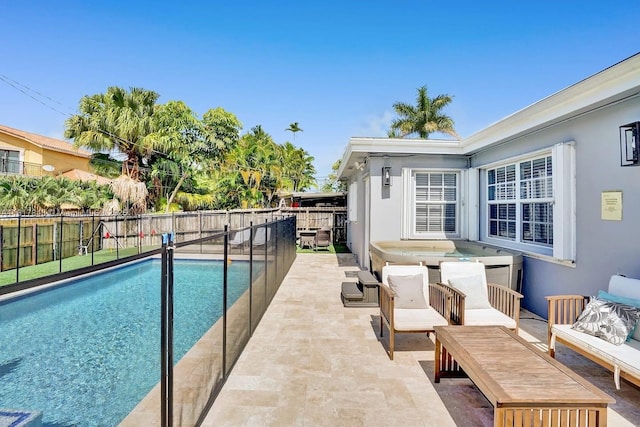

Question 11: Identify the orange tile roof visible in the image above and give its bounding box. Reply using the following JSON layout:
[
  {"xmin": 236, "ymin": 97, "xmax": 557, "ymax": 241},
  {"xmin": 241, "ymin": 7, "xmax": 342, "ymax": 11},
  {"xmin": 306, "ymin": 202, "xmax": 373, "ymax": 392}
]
[
  {"xmin": 61, "ymin": 168, "xmax": 112, "ymax": 185},
  {"xmin": 0, "ymin": 124, "xmax": 92, "ymax": 158}
]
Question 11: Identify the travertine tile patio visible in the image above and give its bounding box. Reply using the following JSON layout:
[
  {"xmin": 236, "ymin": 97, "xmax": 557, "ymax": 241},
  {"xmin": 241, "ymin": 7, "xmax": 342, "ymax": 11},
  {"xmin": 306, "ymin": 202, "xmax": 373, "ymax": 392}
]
[{"xmin": 197, "ymin": 253, "xmax": 640, "ymax": 426}]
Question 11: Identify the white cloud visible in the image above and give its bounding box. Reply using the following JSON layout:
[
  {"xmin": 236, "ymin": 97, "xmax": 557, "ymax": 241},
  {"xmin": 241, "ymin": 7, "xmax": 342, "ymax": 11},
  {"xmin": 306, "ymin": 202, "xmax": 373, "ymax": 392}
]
[{"xmin": 357, "ymin": 110, "xmax": 394, "ymax": 137}]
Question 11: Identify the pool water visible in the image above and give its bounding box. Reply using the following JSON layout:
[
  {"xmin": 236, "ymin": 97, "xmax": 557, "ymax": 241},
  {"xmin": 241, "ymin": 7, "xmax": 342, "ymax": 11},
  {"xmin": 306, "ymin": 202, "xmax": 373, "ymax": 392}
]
[{"xmin": 0, "ymin": 259, "xmax": 252, "ymax": 426}]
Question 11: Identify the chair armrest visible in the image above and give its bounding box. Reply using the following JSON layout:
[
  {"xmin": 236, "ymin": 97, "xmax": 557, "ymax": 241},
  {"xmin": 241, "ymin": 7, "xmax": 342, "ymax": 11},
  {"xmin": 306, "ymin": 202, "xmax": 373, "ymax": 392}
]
[
  {"xmin": 379, "ymin": 282, "xmax": 395, "ymax": 328},
  {"xmin": 437, "ymin": 282, "xmax": 466, "ymax": 325},
  {"xmin": 428, "ymin": 283, "xmax": 452, "ymax": 321},
  {"xmin": 545, "ymin": 294, "xmax": 588, "ymax": 354},
  {"xmin": 545, "ymin": 294, "xmax": 588, "ymax": 327},
  {"xmin": 487, "ymin": 283, "xmax": 523, "ymax": 328}
]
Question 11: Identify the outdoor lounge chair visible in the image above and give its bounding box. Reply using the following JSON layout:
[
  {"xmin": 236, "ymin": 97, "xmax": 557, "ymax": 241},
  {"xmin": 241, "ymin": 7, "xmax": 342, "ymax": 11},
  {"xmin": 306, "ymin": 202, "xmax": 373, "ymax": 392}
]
[
  {"xmin": 378, "ymin": 264, "xmax": 451, "ymax": 360},
  {"xmin": 314, "ymin": 227, "xmax": 331, "ymax": 251},
  {"xmin": 229, "ymin": 228, "xmax": 251, "ymax": 247},
  {"xmin": 438, "ymin": 261, "xmax": 523, "ymax": 331},
  {"xmin": 252, "ymin": 227, "xmax": 271, "ymax": 246}
]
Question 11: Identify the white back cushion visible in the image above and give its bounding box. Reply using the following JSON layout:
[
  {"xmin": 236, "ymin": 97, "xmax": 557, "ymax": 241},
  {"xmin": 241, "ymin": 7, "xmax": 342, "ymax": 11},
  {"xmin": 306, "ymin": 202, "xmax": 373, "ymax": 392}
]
[
  {"xmin": 608, "ymin": 275, "xmax": 640, "ymax": 300},
  {"xmin": 440, "ymin": 261, "xmax": 488, "ymax": 288},
  {"xmin": 447, "ymin": 275, "xmax": 492, "ymax": 309},
  {"xmin": 382, "ymin": 264, "xmax": 429, "ymax": 306}
]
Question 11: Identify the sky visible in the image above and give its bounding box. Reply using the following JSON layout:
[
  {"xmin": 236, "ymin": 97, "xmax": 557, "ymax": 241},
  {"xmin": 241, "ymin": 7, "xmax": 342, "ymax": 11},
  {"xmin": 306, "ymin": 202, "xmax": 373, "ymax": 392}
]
[{"xmin": 1, "ymin": 1, "xmax": 638, "ymax": 185}]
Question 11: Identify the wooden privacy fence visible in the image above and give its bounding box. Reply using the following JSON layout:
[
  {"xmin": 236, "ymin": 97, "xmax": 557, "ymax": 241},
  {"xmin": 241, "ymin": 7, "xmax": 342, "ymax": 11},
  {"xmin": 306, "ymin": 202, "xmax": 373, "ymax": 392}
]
[
  {"xmin": 280, "ymin": 207, "xmax": 347, "ymax": 243},
  {"xmin": 0, "ymin": 207, "xmax": 347, "ymax": 271}
]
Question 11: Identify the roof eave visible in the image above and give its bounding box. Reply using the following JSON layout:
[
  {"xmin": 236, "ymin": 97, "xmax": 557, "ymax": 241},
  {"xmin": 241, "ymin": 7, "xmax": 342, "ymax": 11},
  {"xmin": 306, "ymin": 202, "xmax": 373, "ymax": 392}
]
[{"xmin": 462, "ymin": 53, "xmax": 640, "ymax": 154}]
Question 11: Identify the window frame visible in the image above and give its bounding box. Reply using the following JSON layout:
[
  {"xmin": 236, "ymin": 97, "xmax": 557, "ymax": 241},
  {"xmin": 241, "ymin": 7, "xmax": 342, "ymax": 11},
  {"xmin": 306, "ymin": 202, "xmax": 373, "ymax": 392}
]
[
  {"xmin": 481, "ymin": 142, "xmax": 576, "ymax": 262},
  {"xmin": 403, "ymin": 168, "xmax": 462, "ymax": 239}
]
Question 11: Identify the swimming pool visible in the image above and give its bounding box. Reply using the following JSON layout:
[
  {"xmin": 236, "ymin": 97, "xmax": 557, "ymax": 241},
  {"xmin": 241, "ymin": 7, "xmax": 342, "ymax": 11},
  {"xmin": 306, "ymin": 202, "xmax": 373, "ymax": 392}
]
[{"xmin": 0, "ymin": 258, "xmax": 251, "ymax": 426}]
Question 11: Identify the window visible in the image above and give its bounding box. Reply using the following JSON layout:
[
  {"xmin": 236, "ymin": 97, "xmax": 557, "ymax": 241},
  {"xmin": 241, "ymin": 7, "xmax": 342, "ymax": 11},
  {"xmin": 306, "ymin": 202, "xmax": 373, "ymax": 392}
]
[
  {"xmin": 0, "ymin": 150, "xmax": 20, "ymax": 174},
  {"xmin": 488, "ymin": 155, "xmax": 553, "ymax": 247},
  {"xmin": 411, "ymin": 171, "xmax": 458, "ymax": 237}
]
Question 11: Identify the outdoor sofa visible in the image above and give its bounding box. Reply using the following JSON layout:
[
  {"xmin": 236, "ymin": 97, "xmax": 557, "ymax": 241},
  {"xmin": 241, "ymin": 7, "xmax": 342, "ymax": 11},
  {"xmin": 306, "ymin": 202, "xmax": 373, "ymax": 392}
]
[{"xmin": 547, "ymin": 274, "xmax": 640, "ymax": 390}]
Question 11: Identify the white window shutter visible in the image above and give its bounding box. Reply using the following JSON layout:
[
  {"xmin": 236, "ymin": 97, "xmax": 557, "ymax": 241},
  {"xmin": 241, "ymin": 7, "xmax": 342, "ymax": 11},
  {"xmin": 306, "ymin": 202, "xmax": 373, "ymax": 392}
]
[
  {"xmin": 348, "ymin": 180, "xmax": 358, "ymax": 222},
  {"xmin": 552, "ymin": 141, "xmax": 576, "ymax": 261},
  {"xmin": 467, "ymin": 167, "xmax": 479, "ymax": 241}
]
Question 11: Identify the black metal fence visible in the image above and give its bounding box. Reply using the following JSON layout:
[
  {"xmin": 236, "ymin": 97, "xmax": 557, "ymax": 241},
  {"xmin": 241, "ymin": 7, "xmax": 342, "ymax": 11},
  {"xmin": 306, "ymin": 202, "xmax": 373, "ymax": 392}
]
[
  {"xmin": 153, "ymin": 217, "xmax": 297, "ymax": 426},
  {"xmin": 0, "ymin": 210, "xmax": 283, "ymax": 294}
]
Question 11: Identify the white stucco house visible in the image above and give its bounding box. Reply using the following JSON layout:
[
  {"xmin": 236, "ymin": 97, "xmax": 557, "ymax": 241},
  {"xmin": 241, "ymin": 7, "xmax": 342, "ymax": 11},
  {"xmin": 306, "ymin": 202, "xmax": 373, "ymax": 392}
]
[{"xmin": 337, "ymin": 52, "xmax": 640, "ymax": 317}]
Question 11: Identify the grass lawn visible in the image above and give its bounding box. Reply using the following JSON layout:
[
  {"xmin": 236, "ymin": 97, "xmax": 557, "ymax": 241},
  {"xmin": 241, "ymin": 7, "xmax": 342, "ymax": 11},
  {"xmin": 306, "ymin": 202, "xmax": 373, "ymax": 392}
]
[
  {"xmin": 0, "ymin": 245, "xmax": 161, "ymax": 286},
  {"xmin": 295, "ymin": 243, "xmax": 350, "ymax": 254},
  {"xmin": 0, "ymin": 242, "xmax": 351, "ymax": 288}
]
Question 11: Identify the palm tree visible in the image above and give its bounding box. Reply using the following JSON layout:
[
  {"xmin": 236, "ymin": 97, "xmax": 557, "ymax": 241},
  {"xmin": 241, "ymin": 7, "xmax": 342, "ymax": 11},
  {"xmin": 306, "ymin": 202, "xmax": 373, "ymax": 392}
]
[
  {"xmin": 280, "ymin": 142, "xmax": 316, "ymax": 192},
  {"xmin": 65, "ymin": 86, "xmax": 159, "ymax": 181},
  {"xmin": 389, "ymin": 85, "xmax": 459, "ymax": 139},
  {"xmin": 0, "ymin": 176, "xmax": 29, "ymax": 213},
  {"xmin": 285, "ymin": 122, "xmax": 303, "ymax": 140}
]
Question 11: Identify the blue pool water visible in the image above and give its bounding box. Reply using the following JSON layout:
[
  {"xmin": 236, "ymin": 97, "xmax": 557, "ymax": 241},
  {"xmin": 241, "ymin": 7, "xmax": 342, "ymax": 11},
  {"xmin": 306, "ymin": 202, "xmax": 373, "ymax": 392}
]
[{"xmin": 0, "ymin": 259, "xmax": 251, "ymax": 426}]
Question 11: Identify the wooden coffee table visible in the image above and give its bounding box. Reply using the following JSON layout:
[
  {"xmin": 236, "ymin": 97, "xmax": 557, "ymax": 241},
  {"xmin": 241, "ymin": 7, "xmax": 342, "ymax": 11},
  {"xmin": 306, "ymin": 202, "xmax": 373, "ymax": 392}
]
[{"xmin": 434, "ymin": 326, "xmax": 614, "ymax": 427}]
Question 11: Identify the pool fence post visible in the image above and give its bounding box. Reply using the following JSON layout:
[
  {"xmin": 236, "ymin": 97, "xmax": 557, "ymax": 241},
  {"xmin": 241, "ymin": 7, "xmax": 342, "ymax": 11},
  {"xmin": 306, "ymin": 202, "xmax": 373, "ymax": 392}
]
[
  {"xmin": 223, "ymin": 225, "xmax": 228, "ymax": 375},
  {"xmin": 59, "ymin": 214, "xmax": 63, "ymax": 274},
  {"xmin": 249, "ymin": 221, "xmax": 253, "ymax": 335},
  {"xmin": 91, "ymin": 215, "xmax": 95, "ymax": 266},
  {"xmin": 167, "ymin": 231, "xmax": 174, "ymax": 426},
  {"xmin": 160, "ymin": 232, "xmax": 175, "ymax": 427},
  {"xmin": 16, "ymin": 214, "xmax": 21, "ymax": 284},
  {"xmin": 264, "ymin": 220, "xmax": 268, "ymax": 304}
]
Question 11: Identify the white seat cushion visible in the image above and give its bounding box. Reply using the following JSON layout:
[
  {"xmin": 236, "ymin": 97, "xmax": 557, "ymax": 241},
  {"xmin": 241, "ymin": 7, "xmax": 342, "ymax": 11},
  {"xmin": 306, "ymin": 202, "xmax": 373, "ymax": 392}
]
[
  {"xmin": 463, "ymin": 308, "xmax": 517, "ymax": 329},
  {"xmin": 393, "ymin": 308, "xmax": 449, "ymax": 332},
  {"xmin": 552, "ymin": 324, "xmax": 640, "ymax": 379}
]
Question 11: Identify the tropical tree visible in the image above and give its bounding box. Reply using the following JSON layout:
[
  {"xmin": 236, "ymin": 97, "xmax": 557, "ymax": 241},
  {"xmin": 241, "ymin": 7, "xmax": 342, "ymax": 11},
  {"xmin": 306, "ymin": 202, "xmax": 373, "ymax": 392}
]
[
  {"xmin": 321, "ymin": 159, "xmax": 347, "ymax": 192},
  {"xmin": 64, "ymin": 86, "xmax": 159, "ymax": 180},
  {"xmin": 280, "ymin": 142, "xmax": 316, "ymax": 192},
  {"xmin": 0, "ymin": 176, "xmax": 30, "ymax": 213},
  {"xmin": 0, "ymin": 176, "xmax": 112, "ymax": 214},
  {"xmin": 285, "ymin": 122, "xmax": 303, "ymax": 140},
  {"xmin": 389, "ymin": 85, "xmax": 458, "ymax": 139},
  {"xmin": 149, "ymin": 103, "xmax": 243, "ymax": 212},
  {"xmin": 89, "ymin": 153, "xmax": 122, "ymax": 179}
]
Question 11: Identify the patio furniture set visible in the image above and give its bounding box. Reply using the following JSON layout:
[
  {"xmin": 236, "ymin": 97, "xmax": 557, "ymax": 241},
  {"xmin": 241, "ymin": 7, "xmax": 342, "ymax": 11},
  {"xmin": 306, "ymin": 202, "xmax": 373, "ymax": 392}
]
[
  {"xmin": 298, "ymin": 227, "xmax": 331, "ymax": 251},
  {"xmin": 348, "ymin": 260, "xmax": 640, "ymax": 426}
]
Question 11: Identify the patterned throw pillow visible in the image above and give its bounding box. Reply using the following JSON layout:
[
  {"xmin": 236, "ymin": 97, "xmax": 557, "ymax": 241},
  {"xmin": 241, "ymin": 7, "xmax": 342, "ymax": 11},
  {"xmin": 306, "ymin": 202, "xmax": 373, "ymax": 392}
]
[{"xmin": 572, "ymin": 297, "xmax": 640, "ymax": 345}]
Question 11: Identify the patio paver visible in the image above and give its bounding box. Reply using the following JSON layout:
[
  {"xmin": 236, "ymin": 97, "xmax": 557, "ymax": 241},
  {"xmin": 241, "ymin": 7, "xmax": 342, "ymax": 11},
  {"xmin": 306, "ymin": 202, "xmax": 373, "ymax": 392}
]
[{"xmin": 201, "ymin": 253, "xmax": 640, "ymax": 427}]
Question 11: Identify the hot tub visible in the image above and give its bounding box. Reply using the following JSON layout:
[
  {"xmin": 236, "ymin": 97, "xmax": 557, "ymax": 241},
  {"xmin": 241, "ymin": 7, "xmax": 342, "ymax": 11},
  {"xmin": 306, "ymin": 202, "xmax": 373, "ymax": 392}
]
[{"xmin": 369, "ymin": 240, "xmax": 523, "ymax": 291}]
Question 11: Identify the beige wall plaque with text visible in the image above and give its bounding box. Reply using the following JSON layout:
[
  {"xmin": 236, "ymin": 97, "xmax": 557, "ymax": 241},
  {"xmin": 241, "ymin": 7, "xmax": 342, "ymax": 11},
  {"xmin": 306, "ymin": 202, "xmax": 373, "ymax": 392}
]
[{"xmin": 601, "ymin": 191, "xmax": 622, "ymax": 221}]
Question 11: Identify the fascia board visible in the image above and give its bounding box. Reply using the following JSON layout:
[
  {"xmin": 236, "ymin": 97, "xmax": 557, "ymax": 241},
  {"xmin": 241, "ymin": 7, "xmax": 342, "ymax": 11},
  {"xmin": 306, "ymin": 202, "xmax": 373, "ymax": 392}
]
[
  {"xmin": 462, "ymin": 54, "xmax": 640, "ymax": 153},
  {"xmin": 337, "ymin": 138, "xmax": 464, "ymax": 181}
]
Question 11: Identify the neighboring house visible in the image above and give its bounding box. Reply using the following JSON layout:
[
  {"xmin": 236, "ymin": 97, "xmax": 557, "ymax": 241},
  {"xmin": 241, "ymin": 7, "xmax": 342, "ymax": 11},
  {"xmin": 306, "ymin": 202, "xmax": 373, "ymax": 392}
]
[
  {"xmin": 0, "ymin": 124, "xmax": 93, "ymax": 178},
  {"xmin": 337, "ymin": 52, "xmax": 640, "ymax": 317}
]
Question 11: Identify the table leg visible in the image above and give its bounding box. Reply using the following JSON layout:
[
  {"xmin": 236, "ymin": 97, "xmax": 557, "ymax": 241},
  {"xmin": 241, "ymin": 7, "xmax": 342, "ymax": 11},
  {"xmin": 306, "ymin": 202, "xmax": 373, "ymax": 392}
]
[{"xmin": 435, "ymin": 336, "xmax": 441, "ymax": 383}]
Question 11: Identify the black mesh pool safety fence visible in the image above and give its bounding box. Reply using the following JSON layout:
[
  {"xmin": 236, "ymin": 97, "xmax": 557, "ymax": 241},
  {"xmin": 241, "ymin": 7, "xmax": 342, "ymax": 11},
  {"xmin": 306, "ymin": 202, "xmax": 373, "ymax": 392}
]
[{"xmin": 156, "ymin": 216, "xmax": 297, "ymax": 426}]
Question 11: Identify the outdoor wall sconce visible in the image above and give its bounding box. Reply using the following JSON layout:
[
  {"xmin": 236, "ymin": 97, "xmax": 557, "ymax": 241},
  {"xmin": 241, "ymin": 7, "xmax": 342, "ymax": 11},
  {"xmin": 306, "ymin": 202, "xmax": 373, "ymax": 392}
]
[
  {"xmin": 620, "ymin": 121, "xmax": 640, "ymax": 166},
  {"xmin": 382, "ymin": 166, "xmax": 391, "ymax": 186}
]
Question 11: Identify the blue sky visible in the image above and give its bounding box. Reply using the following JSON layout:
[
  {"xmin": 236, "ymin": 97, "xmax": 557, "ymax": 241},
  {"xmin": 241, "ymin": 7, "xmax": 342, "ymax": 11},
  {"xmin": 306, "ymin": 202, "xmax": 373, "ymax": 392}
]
[{"xmin": 1, "ymin": 1, "xmax": 638, "ymax": 183}]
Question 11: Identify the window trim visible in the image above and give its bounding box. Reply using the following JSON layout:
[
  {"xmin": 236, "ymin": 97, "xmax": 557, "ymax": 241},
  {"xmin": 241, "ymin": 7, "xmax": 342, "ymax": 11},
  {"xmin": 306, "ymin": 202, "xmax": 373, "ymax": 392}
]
[
  {"xmin": 402, "ymin": 167, "xmax": 463, "ymax": 240},
  {"xmin": 480, "ymin": 142, "xmax": 576, "ymax": 261}
]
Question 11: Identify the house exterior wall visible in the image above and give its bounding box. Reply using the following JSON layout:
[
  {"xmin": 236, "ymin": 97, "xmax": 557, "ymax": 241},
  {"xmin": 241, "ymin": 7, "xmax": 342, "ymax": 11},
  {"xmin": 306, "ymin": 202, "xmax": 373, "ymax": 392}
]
[
  {"xmin": 471, "ymin": 96, "xmax": 640, "ymax": 317},
  {"xmin": 347, "ymin": 154, "xmax": 467, "ymax": 271},
  {"xmin": 41, "ymin": 149, "xmax": 91, "ymax": 174},
  {"xmin": 0, "ymin": 131, "xmax": 90, "ymax": 175}
]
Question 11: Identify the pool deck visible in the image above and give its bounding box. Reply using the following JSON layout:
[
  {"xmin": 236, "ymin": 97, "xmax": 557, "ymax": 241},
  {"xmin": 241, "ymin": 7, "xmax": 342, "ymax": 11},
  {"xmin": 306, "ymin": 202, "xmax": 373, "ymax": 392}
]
[{"xmin": 199, "ymin": 253, "xmax": 640, "ymax": 427}]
